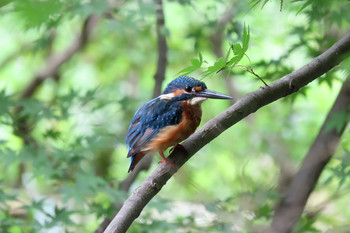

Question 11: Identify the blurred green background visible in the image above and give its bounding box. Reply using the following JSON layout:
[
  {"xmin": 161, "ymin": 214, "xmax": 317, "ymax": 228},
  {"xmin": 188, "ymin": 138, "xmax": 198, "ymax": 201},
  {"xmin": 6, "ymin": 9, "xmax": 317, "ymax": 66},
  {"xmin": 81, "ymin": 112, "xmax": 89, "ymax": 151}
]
[{"xmin": 0, "ymin": 0, "xmax": 349, "ymax": 232}]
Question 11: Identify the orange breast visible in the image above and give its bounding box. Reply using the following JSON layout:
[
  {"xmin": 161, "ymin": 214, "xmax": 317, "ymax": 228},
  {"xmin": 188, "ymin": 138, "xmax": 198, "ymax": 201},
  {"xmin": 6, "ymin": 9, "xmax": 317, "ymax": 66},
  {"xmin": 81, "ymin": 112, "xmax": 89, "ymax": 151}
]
[{"xmin": 144, "ymin": 102, "xmax": 202, "ymax": 153}]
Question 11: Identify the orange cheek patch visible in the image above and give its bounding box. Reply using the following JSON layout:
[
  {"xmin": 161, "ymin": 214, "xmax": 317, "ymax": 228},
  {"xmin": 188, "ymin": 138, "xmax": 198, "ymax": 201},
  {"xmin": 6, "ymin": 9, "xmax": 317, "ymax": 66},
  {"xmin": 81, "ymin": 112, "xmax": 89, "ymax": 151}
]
[
  {"xmin": 173, "ymin": 89, "xmax": 186, "ymax": 96},
  {"xmin": 194, "ymin": 86, "xmax": 202, "ymax": 92}
]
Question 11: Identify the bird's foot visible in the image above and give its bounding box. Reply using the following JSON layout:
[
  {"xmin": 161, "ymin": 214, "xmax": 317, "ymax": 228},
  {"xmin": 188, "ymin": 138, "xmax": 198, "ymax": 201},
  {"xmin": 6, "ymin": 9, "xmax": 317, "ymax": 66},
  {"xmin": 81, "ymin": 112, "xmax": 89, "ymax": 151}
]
[
  {"xmin": 158, "ymin": 157, "xmax": 177, "ymax": 172},
  {"xmin": 169, "ymin": 144, "xmax": 189, "ymax": 156}
]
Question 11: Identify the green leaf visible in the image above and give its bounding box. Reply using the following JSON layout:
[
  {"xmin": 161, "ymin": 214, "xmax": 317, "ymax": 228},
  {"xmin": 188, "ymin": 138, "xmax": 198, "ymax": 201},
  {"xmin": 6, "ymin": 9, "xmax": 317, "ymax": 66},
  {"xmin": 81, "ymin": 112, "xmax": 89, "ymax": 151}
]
[
  {"xmin": 226, "ymin": 55, "xmax": 240, "ymax": 67},
  {"xmin": 177, "ymin": 53, "xmax": 203, "ymax": 76},
  {"xmin": 224, "ymin": 47, "xmax": 231, "ymax": 63},
  {"xmin": 24, "ymin": 199, "xmax": 46, "ymax": 213},
  {"xmin": 249, "ymin": 0, "xmax": 270, "ymax": 9},
  {"xmin": 232, "ymin": 43, "xmax": 244, "ymax": 55},
  {"xmin": 295, "ymin": 0, "xmax": 313, "ymax": 15},
  {"xmin": 203, "ymin": 57, "xmax": 225, "ymax": 76},
  {"xmin": 17, "ymin": 98, "xmax": 54, "ymax": 122},
  {"xmin": 199, "ymin": 52, "xmax": 203, "ymax": 63},
  {"xmin": 190, "ymin": 58, "xmax": 201, "ymax": 67},
  {"xmin": 14, "ymin": 0, "xmax": 63, "ymax": 29},
  {"xmin": 1, "ymin": 148, "xmax": 19, "ymax": 166},
  {"xmin": 261, "ymin": 0, "xmax": 270, "ymax": 9},
  {"xmin": 242, "ymin": 24, "xmax": 250, "ymax": 52},
  {"xmin": 249, "ymin": 0, "xmax": 262, "ymax": 9},
  {"xmin": 0, "ymin": 0, "xmax": 12, "ymax": 8},
  {"xmin": 0, "ymin": 184, "xmax": 17, "ymax": 202},
  {"xmin": 44, "ymin": 206, "xmax": 75, "ymax": 228},
  {"xmin": 177, "ymin": 66, "xmax": 198, "ymax": 76},
  {"xmin": 61, "ymin": 172, "xmax": 106, "ymax": 202},
  {"xmin": 43, "ymin": 129, "xmax": 61, "ymax": 140},
  {"xmin": 255, "ymin": 204, "xmax": 272, "ymax": 219},
  {"xmin": 9, "ymin": 226, "xmax": 22, "ymax": 233},
  {"xmin": 227, "ymin": 43, "xmax": 245, "ymax": 67},
  {"xmin": 0, "ymin": 89, "xmax": 13, "ymax": 116}
]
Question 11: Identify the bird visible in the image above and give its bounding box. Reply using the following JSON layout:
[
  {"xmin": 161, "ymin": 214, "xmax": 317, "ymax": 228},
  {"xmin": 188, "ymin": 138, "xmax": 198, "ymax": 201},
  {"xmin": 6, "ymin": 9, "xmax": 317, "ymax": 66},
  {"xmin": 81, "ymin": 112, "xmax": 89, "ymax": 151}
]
[{"xmin": 126, "ymin": 76, "xmax": 232, "ymax": 172}]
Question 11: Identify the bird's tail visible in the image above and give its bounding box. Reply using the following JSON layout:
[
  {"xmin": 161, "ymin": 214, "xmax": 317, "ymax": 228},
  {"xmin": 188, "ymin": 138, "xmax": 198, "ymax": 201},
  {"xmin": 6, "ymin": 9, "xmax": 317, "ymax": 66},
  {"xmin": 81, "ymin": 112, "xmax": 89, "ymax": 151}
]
[{"xmin": 128, "ymin": 152, "xmax": 145, "ymax": 172}]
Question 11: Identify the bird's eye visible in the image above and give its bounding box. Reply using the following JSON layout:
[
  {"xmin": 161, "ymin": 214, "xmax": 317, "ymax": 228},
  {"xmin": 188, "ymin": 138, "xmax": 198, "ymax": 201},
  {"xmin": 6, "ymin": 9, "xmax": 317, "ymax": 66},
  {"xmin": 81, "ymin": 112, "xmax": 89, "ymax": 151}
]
[{"xmin": 185, "ymin": 85, "xmax": 192, "ymax": 92}]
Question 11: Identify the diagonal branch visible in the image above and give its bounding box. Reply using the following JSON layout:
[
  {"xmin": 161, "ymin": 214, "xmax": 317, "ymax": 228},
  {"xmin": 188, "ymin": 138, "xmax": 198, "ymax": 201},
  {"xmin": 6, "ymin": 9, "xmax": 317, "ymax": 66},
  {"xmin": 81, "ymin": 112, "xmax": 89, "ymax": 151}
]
[
  {"xmin": 268, "ymin": 77, "xmax": 350, "ymax": 233},
  {"xmin": 104, "ymin": 30, "xmax": 350, "ymax": 233},
  {"xmin": 20, "ymin": 14, "xmax": 99, "ymax": 99}
]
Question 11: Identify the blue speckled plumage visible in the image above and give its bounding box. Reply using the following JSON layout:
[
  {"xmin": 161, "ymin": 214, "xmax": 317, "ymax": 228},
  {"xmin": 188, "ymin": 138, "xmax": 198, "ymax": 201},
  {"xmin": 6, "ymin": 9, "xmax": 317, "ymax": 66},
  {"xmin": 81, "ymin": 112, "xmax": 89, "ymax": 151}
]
[
  {"xmin": 126, "ymin": 97, "xmax": 182, "ymax": 156},
  {"xmin": 126, "ymin": 76, "xmax": 232, "ymax": 172}
]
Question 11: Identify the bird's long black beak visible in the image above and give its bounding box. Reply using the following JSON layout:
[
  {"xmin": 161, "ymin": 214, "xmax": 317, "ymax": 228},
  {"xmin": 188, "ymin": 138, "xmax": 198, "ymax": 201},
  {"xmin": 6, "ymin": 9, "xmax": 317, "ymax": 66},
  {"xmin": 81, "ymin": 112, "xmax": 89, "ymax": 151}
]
[{"xmin": 195, "ymin": 89, "xmax": 232, "ymax": 99}]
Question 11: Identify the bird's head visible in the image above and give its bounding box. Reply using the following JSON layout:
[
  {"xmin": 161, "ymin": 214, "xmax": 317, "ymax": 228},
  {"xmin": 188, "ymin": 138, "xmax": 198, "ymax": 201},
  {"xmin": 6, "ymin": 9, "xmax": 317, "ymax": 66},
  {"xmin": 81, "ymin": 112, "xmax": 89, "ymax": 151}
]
[{"xmin": 160, "ymin": 76, "xmax": 232, "ymax": 105}]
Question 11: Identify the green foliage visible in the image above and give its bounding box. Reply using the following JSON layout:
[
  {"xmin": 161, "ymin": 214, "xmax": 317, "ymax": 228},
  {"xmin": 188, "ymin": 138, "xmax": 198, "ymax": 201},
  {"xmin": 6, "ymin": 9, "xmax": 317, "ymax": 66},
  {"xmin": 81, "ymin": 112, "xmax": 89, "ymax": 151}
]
[
  {"xmin": 179, "ymin": 24, "xmax": 251, "ymax": 78},
  {"xmin": 177, "ymin": 52, "xmax": 203, "ymax": 76},
  {"xmin": 323, "ymin": 153, "xmax": 350, "ymax": 190},
  {"xmin": 14, "ymin": 0, "xmax": 63, "ymax": 29},
  {"xmin": 0, "ymin": 89, "xmax": 13, "ymax": 116},
  {"xmin": 249, "ymin": 0, "xmax": 271, "ymax": 10}
]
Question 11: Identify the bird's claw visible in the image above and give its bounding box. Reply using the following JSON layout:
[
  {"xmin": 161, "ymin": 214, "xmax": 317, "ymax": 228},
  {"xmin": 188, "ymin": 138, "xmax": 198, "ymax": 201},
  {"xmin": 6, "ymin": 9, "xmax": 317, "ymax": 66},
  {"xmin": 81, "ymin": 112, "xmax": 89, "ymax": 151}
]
[{"xmin": 158, "ymin": 158, "xmax": 177, "ymax": 171}]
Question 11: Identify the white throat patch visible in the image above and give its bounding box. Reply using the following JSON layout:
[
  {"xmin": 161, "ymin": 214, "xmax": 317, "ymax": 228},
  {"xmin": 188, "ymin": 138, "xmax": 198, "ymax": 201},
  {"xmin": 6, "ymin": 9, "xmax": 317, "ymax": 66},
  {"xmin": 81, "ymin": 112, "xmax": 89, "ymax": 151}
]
[{"xmin": 188, "ymin": 97, "xmax": 207, "ymax": 105}]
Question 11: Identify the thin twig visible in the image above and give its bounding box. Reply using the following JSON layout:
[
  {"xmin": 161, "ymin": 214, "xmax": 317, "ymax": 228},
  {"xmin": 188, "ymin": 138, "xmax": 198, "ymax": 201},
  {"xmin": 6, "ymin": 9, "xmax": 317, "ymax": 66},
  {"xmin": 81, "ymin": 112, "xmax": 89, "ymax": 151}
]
[
  {"xmin": 249, "ymin": 69, "xmax": 268, "ymax": 86},
  {"xmin": 243, "ymin": 53, "xmax": 268, "ymax": 86},
  {"xmin": 244, "ymin": 53, "xmax": 254, "ymax": 70}
]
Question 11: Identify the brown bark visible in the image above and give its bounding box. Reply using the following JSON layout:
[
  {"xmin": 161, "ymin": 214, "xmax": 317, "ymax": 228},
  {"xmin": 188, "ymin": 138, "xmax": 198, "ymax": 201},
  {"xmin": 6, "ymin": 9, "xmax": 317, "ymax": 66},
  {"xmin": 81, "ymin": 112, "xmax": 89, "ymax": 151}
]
[{"xmin": 152, "ymin": 0, "xmax": 167, "ymax": 98}]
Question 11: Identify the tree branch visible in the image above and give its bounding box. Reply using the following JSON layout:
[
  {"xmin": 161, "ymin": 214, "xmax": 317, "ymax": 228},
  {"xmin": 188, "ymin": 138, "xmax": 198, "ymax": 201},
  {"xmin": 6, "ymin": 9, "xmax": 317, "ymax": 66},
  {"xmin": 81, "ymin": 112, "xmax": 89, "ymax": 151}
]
[
  {"xmin": 20, "ymin": 14, "xmax": 99, "ymax": 99},
  {"xmin": 268, "ymin": 77, "xmax": 350, "ymax": 233},
  {"xmin": 152, "ymin": 0, "xmax": 167, "ymax": 98},
  {"xmin": 104, "ymin": 30, "xmax": 350, "ymax": 233}
]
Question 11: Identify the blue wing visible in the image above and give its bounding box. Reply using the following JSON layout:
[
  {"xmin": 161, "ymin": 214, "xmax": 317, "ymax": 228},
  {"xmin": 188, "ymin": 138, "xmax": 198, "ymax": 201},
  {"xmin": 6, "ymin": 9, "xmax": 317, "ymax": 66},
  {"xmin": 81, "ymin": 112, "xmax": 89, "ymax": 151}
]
[{"xmin": 126, "ymin": 97, "xmax": 183, "ymax": 158}]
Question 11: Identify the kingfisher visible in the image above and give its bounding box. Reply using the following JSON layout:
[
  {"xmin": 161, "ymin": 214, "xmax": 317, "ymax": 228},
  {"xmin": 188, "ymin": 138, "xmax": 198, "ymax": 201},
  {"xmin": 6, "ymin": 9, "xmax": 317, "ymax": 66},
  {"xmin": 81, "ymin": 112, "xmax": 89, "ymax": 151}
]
[{"xmin": 126, "ymin": 76, "xmax": 232, "ymax": 172}]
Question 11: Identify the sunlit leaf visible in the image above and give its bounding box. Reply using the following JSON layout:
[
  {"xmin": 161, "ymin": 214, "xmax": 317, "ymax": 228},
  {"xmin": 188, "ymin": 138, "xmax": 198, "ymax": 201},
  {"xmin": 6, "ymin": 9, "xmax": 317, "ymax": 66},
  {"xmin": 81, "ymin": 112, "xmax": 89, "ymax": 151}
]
[
  {"xmin": 242, "ymin": 24, "xmax": 250, "ymax": 52},
  {"xmin": 14, "ymin": 0, "xmax": 63, "ymax": 29},
  {"xmin": 232, "ymin": 43, "xmax": 243, "ymax": 55},
  {"xmin": 294, "ymin": 0, "xmax": 313, "ymax": 15},
  {"xmin": 177, "ymin": 54, "xmax": 203, "ymax": 76},
  {"xmin": 203, "ymin": 57, "xmax": 225, "ymax": 76},
  {"xmin": 226, "ymin": 55, "xmax": 240, "ymax": 67}
]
